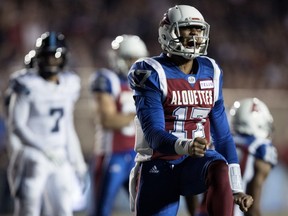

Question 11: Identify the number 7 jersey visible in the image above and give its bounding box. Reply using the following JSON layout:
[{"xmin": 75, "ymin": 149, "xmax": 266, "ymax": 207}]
[{"xmin": 9, "ymin": 70, "xmax": 80, "ymax": 150}]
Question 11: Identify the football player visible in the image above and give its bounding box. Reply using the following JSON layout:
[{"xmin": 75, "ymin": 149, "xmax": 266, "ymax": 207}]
[
  {"xmin": 229, "ymin": 98, "xmax": 278, "ymax": 216},
  {"xmin": 88, "ymin": 34, "xmax": 148, "ymax": 216},
  {"xmin": 128, "ymin": 5, "xmax": 253, "ymax": 215},
  {"xmin": 7, "ymin": 31, "xmax": 87, "ymax": 216}
]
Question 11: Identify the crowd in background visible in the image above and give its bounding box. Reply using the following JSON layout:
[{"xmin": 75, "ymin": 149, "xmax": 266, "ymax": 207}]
[{"xmin": 0, "ymin": 0, "xmax": 288, "ymax": 91}]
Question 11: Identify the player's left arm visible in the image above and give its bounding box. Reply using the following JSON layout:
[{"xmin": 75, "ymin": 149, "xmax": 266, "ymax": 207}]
[
  {"xmin": 65, "ymin": 73, "xmax": 87, "ymax": 176},
  {"xmin": 9, "ymin": 90, "xmax": 44, "ymax": 151},
  {"xmin": 66, "ymin": 106, "xmax": 87, "ymax": 173}
]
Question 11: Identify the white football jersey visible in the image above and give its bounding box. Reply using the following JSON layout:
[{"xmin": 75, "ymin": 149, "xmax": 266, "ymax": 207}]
[{"xmin": 9, "ymin": 70, "xmax": 80, "ymax": 150}]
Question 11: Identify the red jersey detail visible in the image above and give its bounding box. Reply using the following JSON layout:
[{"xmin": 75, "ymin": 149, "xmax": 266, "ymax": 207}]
[
  {"xmin": 112, "ymin": 83, "xmax": 135, "ymax": 152},
  {"xmin": 153, "ymin": 77, "xmax": 214, "ymax": 158}
]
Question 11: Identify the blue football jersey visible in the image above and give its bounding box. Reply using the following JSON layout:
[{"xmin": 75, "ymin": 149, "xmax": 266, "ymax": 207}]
[
  {"xmin": 234, "ymin": 134, "xmax": 278, "ymax": 173},
  {"xmin": 128, "ymin": 53, "xmax": 238, "ymax": 164}
]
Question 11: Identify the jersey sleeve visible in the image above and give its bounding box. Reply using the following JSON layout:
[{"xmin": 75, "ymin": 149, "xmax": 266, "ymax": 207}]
[
  {"xmin": 9, "ymin": 88, "xmax": 44, "ymax": 151},
  {"xmin": 128, "ymin": 59, "xmax": 178, "ymax": 154},
  {"xmin": 90, "ymin": 68, "xmax": 116, "ymax": 95},
  {"xmin": 11, "ymin": 79, "xmax": 30, "ymax": 95},
  {"xmin": 254, "ymin": 142, "xmax": 278, "ymax": 166}
]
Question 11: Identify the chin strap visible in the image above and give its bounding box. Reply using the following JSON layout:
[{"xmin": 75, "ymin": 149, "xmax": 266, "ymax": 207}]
[{"xmin": 228, "ymin": 163, "xmax": 244, "ymax": 194}]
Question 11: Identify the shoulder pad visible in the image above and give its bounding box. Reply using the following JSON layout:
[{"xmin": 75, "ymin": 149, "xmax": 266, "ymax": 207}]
[
  {"xmin": 9, "ymin": 68, "xmax": 28, "ymax": 81},
  {"xmin": 90, "ymin": 68, "xmax": 118, "ymax": 93},
  {"xmin": 11, "ymin": 79, "xmax": 30, "ymax": 95}
]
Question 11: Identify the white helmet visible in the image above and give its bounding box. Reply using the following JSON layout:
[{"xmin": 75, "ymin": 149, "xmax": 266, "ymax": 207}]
[
  {"xmin": 158, "ymin": 5, "xmax": 210, "ymax": 59},
  {"xmin": 109, "ymin": 34, "xmax": 148, "ymax": 75},
  {"xmin": 229, "ymin": 98, "xmax": 274, "ymax": 139}
]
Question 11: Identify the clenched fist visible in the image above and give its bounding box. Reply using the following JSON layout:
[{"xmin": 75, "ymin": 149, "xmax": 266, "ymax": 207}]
[
  {"xmin": 175, "ymin": 137, "xmax": 209, "ymax": 156},
  {"xmin": 233, "ymin": 192, "xmax": 254, "ymax": 212},
  {"xmin": 188, "ymin": 137, "xmax": 208, "ymax": 157}
]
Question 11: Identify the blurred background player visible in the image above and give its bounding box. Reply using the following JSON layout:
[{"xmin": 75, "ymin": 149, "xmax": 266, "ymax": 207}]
[
  {"xmin": 7, "ymin": 31, "xmax": 87, "ymax": 216},
  {"xmin": 229, "ymin": 98, "xmax": 278, "ymax": 216},
  {"xmin": 195, "ymin": 98, "xmax": 278, "ymax": 216},
  {"xmin": 88, "ymin": 34, "xmax": 148, "ymax": 216}
]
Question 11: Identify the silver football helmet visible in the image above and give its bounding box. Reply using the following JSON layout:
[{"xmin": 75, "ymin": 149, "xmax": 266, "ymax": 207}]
[
  {"xmin": 158, "ymin": 5, "xmax": 210, "ymax": 59},
  {"xmin": 109, "ymin": 34, "xmax": 148, "ymax": 75},
  {"xmin": 229, "ymin": 98, "xmax": 274, "ymax": 139}
]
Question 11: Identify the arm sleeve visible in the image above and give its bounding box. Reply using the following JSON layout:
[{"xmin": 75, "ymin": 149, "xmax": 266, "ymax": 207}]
[{"xmin": 128, "ymin": 60, "xmax": 178, "ymax": 154}]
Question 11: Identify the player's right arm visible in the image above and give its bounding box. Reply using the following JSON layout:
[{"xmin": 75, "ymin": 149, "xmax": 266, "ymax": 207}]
[
  {"xmin": 90, "ymin": 70, "xmax": 135, "ymax": 130},
  {"xmin": 128, "ymin": 59, "xmax": 181, "ymax": 154},
  {"xmin": 8, "ymin": 81, "xmax": 44, "ymax": 152}
]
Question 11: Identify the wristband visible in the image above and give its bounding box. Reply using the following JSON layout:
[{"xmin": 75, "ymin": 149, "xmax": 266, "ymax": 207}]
[
  {"xmin": 174, "ymin": 138, "xmax": 194, "ymax": 155},
  {"xmin": 228, "ymin": 163, "xmax": 244, "ymax": 194}
]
